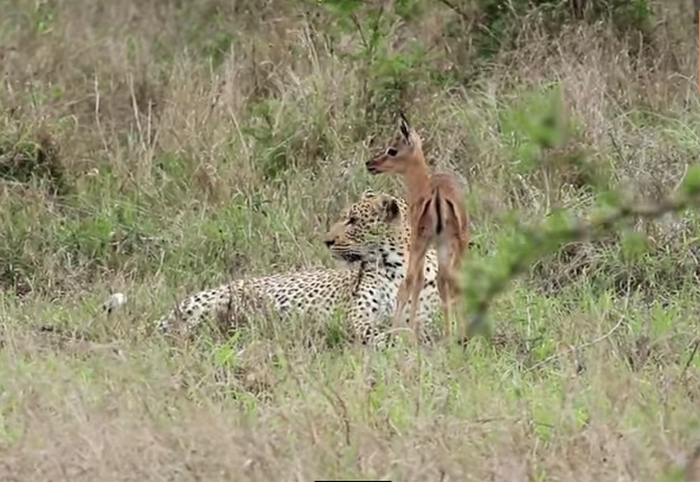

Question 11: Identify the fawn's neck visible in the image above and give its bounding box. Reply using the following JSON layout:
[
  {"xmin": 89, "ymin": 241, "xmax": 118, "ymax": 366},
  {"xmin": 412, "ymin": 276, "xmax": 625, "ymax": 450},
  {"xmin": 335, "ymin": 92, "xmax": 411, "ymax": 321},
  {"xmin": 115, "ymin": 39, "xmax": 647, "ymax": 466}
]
[{"xmin": 402, "ymin": 151, "xmax": 431, "ymax": 205}]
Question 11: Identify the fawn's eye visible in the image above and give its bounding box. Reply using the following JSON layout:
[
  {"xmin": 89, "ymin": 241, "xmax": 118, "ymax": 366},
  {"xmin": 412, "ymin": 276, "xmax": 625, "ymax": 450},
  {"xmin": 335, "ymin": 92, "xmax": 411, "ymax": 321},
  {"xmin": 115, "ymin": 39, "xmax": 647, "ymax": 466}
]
[{"xmin": 386, "ymin": 148, "xmax": 398, "ymax": 156}]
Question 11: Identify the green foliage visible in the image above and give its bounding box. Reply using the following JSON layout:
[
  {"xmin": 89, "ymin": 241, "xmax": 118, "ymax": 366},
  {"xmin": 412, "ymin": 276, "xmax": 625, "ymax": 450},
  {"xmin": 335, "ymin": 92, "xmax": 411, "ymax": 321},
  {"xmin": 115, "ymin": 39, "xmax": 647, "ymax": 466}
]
[
  {"xmin": 498, "ymin": 83, "xmax": 570, "ymax": 171},
  {"xmin": 242, "ymin": 98, "xmax": 335, "ymax": 180},
  {"xmin": 0, "ymin": 128, "xmax": 70, "ymax": 196},
  {"xmin": 243, "ymin": 99, "xmax": 299, "ymax": 181},
  {"xmin": 466, "ymin": 0, "xmax": 655, "ymax": 59},
  {"xmin": 315, "ymin": 0, "xmax": 433, "ymax": 129},
  {"xmin": 464, "ymin": 165, "xmax": 700, "ymax": 338},
  {"xmin": 0, "ymin": 0, "xmax": 698, "ymax": 478},
  {"xmin": 494, "ymin": 83, "xmax": 610, "ymax": 199},
  {"xmin": 680, "ymin": 164, "xmax": 700, "ymax": 197}
]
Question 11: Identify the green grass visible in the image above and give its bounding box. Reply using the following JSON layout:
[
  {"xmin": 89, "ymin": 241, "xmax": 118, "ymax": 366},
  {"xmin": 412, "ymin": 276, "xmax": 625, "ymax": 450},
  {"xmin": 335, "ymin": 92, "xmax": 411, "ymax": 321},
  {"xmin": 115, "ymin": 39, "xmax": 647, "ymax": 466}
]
[{"xmin": 1, "ymin": 0, "xmax": 699, "ymax": 480}]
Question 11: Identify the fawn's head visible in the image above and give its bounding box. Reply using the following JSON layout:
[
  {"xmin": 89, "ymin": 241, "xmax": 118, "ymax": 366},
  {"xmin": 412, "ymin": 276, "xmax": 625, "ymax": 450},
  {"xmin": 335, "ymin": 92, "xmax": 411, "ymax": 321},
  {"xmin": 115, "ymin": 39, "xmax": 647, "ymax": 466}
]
[{"xmin": 366, "ymin": 113, "xmax": 424, "ymax": 175}]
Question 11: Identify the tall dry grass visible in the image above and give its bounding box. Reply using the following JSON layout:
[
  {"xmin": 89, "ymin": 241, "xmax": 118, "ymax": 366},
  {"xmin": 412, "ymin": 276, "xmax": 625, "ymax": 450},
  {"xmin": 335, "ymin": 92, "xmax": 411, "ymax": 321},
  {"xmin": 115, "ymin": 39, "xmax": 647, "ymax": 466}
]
[{"xmin": 1, "ymin": 0, "xmax": 700, "ymax": 480}]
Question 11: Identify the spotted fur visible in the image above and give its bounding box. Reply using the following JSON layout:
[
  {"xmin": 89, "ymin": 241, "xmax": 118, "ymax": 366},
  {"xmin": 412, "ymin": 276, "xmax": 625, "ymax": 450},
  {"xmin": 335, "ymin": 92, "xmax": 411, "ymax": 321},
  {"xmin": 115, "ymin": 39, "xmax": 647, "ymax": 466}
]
[{"xmin": 155, "ymin": 190, "xmax": 442, "ymax": 346}]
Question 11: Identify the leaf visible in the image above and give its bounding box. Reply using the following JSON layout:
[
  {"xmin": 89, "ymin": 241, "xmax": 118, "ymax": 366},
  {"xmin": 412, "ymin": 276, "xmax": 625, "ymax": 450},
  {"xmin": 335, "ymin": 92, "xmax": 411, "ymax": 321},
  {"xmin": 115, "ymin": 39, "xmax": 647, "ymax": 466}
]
[
  {"xmin": 317, "ymin": 0, "xmax": 363, "ymax": 16},
  {"xmin": 620, "ymin": 230, "xmax": 649, "ymax": 261},
  {"xmin": 680, "ymin": 164, "xmax": 700, "ymax": 197}
]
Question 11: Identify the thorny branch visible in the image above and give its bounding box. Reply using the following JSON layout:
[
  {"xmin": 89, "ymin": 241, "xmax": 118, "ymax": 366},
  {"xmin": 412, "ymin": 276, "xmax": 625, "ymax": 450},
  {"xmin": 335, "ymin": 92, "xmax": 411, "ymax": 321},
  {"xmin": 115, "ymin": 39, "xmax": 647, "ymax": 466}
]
[{"xmin": 465, "ymin": 173, "xmax": 700, "ymax": 339}]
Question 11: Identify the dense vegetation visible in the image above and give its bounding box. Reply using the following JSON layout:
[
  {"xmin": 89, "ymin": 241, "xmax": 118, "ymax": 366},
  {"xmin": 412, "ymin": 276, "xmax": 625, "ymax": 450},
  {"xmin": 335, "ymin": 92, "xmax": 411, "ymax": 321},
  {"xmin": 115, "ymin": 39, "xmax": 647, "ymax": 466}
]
[{"xmin": 0, "ymin": 0, "xmax": 699, "ymax": 479}]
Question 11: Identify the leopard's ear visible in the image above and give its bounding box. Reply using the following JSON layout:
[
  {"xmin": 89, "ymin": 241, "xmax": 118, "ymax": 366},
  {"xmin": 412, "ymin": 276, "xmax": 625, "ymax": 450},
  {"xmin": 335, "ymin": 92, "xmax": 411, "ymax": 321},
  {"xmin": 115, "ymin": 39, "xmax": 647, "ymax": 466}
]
[
  {"xmin": 361, "ymin": 189, "xmax": 376, "ymax": 200},
  {"xmin": 379, "ymin": 195, "xmax": 401, "ymax": 222}
]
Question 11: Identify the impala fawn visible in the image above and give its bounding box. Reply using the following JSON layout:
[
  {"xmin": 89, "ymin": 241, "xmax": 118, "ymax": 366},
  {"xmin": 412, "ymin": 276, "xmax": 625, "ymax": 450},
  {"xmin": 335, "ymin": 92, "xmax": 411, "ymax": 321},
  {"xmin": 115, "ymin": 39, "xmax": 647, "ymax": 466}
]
[{"xmin": 365, "ymin": 113, "xmax": 469, "ymax": 343}]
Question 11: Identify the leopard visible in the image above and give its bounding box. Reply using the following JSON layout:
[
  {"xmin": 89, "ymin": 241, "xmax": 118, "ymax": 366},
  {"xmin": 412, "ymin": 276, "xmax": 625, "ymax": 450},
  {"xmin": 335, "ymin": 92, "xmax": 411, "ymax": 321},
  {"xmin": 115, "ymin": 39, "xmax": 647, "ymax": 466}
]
[{"xmin": 154, "ymin": 189, "xmax": 442, "ymax": 347}]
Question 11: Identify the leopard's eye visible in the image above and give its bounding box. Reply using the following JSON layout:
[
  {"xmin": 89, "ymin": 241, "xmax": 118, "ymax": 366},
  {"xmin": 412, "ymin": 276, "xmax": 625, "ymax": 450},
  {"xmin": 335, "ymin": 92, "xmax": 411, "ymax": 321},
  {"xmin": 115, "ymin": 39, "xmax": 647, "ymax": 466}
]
[{"xmin": 347, "ymin": 216, "xmax": 358, "ymax": 225}]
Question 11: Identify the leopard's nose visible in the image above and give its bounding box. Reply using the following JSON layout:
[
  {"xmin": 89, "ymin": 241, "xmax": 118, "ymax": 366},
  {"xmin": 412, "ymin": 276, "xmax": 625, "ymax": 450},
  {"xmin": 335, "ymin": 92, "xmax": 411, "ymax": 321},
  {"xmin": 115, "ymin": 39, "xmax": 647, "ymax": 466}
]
[{"xmin": 324, "ymin": 238, "xmax": 334, "ymax": 248}]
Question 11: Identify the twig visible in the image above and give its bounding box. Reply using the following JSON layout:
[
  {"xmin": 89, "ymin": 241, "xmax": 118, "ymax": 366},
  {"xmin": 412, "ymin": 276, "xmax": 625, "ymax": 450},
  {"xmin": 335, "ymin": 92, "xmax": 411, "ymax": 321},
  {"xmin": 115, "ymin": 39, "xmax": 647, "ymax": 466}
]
[
  {"xmin": 350, "ymin": 13, "xmax": 369, "ymax": 53},
  {"xmin": 530, "ymin": 314, "xmax": 623, "ymax": 376},
  {"xmin": 607, "ymin": 129, "xmax": 631, "ymax": 166},
  {"xmin": 679, "ymin": 337, "xmax": 700, "ymax": 382},
  {"xmin": 436, "ymin": 0, "xmax": 470, "ymax": 24}
]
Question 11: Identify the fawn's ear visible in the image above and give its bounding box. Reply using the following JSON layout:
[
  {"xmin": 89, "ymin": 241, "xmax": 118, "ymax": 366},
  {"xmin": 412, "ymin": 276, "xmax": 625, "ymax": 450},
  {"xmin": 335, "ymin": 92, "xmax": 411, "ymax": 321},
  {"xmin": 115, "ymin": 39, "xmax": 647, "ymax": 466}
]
[
  {"xmin": 380, "ymin": 195, "xmax": 401, "ymax": 222},
  {"xmin": 398, "ymin": 112, "xmax": 411, "ymax": 144}
]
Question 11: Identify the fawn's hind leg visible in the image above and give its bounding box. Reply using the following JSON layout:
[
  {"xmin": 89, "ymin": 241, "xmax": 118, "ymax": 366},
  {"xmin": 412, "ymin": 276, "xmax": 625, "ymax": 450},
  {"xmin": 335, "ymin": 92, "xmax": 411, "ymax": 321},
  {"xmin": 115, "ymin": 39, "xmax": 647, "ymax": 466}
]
[
  {"xmin": 393, "ymin": 235, "xmax": 429, "ymax": 344},
  {"xmin": 451, "ymin": 231, "xmax": 469, "ymax": 340},
  {"xmin": 407, "ymin": 252, "xmax": 426, "ymax": 341},
  {"xmin": 436, "ymin": 269, "xmax": 452, "ymax": 339},
  {"xmin": 437, "ymin": 239, "xmax": 462, "ymax": 340}
]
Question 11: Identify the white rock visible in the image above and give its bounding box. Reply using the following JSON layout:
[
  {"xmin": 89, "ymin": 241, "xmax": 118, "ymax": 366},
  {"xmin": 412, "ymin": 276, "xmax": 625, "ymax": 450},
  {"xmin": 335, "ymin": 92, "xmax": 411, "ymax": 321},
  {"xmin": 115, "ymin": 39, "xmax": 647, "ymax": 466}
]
[{"xmin": 103, "ymin": 292, "xmax": 128, "ymax": 314}]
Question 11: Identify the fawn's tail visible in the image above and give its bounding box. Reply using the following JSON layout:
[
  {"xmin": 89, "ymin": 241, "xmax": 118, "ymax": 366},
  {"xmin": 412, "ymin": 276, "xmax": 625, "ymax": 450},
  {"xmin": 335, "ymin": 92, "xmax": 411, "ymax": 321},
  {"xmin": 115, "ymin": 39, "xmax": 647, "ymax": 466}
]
[{"xmin": 434, "ymin": 187, "xmax": 463, "ymax": 234}]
